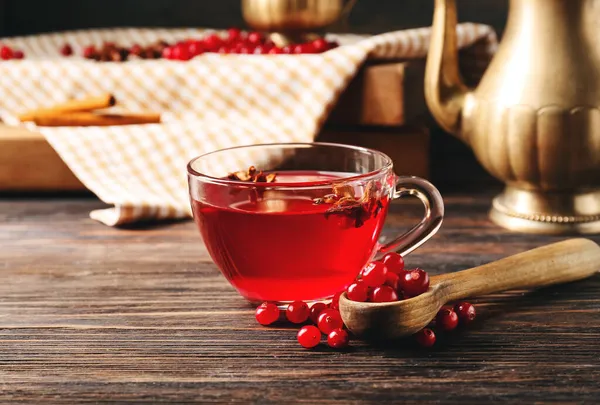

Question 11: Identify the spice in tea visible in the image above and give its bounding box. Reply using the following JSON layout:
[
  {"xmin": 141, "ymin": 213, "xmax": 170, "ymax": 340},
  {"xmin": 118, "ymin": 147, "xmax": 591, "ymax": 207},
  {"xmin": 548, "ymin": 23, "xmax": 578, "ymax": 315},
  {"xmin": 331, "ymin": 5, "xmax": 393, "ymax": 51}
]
[
  {"xmin": 315, "ymin": 180, "xmax": 385, "ymax": 228},
  {"xmin": 227, "ymin": 166, "xmax": 277, "ymax": 183}
]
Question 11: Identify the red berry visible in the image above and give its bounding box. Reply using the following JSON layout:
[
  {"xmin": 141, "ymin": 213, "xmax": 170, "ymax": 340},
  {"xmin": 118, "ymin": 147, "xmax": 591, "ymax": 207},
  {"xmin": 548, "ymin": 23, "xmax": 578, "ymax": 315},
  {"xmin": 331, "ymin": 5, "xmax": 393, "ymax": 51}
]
[
  {"xmin": 384, "ymin": 271, "xmax": 400, "ymax": 291},
  {"xmin": 346, "ymin": 281, "xmax": 368, "ymax": 302},
  {"xmin": 382, "ymin": 252, "xmax": 405, "ymax": 273},
  {"xmin": 292, "ymin": 44, "xmax": 304, "ymax": 54},
  {"xmin": 317, "ymin": 309, "xmax": 343, "ymax": 335},
  {"xmin": 247, "ymin": 31, "xmax": 263, "ymax": 45},
  {"xmin": 60, "ymin": 43, "xmax": 73, "ymax": 56},
  {"xmin": 400, "ymin": 268, "xmax": 430, "ymax": 297},
  {"xmin": 1, "ymin": 46, "xmax": 13, "ymax": 60},
  {"xmin": 218, "ymin": 46, "xmax": 231, "ymax": 54},
  {"xmin": 13, "ymin": 50, "xmax": 24, "ymax": 59},
  {"xmin": 281, "ymin": 45, "xmax": 293, "ymax": 54},
  {"xmin": 187, "ymin": 41, "xmax": 204, "ymax": 57},
  {"xmin": 330, "ymin": 291, "xmax": 343, "ymax": 310},
  {"xmin": 436, "ymin": 307, "xmax": 459, "ymax": 331},
  {"xmin": 415, "ymin": 328, "xmax": 436, "ymax": 348},
  {"xmin": 454, "ymin": 302, "xmax": 476, "ymax": 325},
  {"xmin": 227, "ymin": 28, "xmax": 242, "ymax": 42},
  {"xmin": 286, "ymin": 300, "xmax": 310, "ymax": 324},
  {"xmin": 327, "ymin": 328, "xmax": 349, "ymax": 349},
  {"xmin": 361, "ymin": 261, "xmax": 388, "ymax": 287},
  {"xmin": 203, "ymin": 34, "xmax": 223, "ymax": 51},
  {"xmin": 255, "ymin": 302, "xmax": 279, "ymax": 326},
  {"xmin": 162, "ymin": 46, "xmax": 174, "ymax": 59},
  {"xmin": 129, "ymin": 44, "xmax": 143, "ymax": 56},
  {"xmin": 300, "ymin": 43, "xmax": 317, "ymax": 54},
  {"xmin": 238, "ymin": 46, "xmax": 251, "ymax": 54},
  {"xmin": 83, "ymin": 45, "xmax": 96, "ymax": 59},
  {"xmin": 371, "ymin": 285, "xmax": 398, "ymax": 303},
  {"xmin": 312, "ymin": 38, "xmax": 328, "ymax": 53},
  {"xmin": 253, "ymin": 45, "xmax": 268, "ymax": 54},
  {"xmin": 327, "ymin": 41, "xmax": 340, "ymax": 50},
  {"xmin": 309, "ymin": 302, "xmax": 328, "ymax": 324},
  {"xmin": 268, "ymin": 47, "xmax": 283, "ymax": 54},
  {"xmin": 297, "ymin": 325, "xmax": 321, "ymax": 349},
  {"xmin": 172, "ymin": 44, "xmax": 191, "ymax": 61}
]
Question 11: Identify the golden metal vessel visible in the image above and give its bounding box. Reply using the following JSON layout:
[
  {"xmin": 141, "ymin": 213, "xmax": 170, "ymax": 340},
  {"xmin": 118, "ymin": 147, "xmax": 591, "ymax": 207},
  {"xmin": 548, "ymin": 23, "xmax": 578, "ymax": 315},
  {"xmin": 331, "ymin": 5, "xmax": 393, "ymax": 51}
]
[
  {"xmin": 425, "ymin": 0, "xmax": 600, "ymax": 234},
  {"xmin": 241, "ymin": 0, "xmax": 356, "ymax": 43}
]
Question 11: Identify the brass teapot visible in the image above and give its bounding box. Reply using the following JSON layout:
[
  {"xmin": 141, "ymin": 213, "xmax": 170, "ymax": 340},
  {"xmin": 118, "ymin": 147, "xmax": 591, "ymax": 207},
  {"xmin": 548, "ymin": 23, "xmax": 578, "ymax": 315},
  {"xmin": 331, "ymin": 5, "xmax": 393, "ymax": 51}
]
[{"xmin": 425, "ymin": 0, "xmax": 600, "ymax": 234}]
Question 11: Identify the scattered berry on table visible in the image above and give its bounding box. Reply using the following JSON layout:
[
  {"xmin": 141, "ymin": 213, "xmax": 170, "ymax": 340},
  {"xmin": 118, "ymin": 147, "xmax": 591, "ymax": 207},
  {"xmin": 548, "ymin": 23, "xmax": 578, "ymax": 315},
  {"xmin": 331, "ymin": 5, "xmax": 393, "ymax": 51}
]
[
  {"xmin": 454, "ymin": 302, "xmax": 476, "ymax": 325},
  {"xmin": 286, "ymin": 300, "xmax": 310, "ymax": 324},
  {"xmin": 309, "ymin": 302, "xmax": 328, "ymax": 324},
  {"xmin": 327, "ymin": 328, "xmax": 349, "ymax": 349},
  {"xmin": 317, "ymin": 309, "xmax": 343, "ymax": 335},
  {"xmin": 415, "ymin": 328, "xmax": 436, "ymax": 348},
  {"xmin": 255, "ymin": 302, "xmax": 280, "ymax": 326},
  {"xmin": 436, "ymin": 307, "xmax": 459, "ymax": 331},
  {"xmin": 297, "ymin": 325, "xmax": 321, "ymax": 349}
]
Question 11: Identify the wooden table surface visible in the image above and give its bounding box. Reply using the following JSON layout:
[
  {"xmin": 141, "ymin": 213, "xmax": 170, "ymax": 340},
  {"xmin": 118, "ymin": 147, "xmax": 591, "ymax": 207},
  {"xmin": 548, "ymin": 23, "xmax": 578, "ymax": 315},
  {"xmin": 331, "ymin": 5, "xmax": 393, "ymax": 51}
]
[{"xmin": 1, "ymin": 193, "xmax": 599, "ymax": 404}]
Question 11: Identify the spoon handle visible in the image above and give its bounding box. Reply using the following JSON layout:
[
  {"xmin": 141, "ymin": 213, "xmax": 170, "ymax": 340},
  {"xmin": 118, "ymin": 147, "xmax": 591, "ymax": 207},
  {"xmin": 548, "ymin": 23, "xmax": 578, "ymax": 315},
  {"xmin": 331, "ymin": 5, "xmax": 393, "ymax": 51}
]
[{"xmin": 433, "ymin": 238, "xmax": 600, "ymax": 302}]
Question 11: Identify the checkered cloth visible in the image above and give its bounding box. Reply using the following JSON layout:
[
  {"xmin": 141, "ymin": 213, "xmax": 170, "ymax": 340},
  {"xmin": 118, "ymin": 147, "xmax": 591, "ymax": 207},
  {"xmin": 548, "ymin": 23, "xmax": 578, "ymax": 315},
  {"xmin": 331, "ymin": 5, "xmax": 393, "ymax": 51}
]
[{"xmin": 0, "ymin": 24, "xmax": 497, "ymax": 226}]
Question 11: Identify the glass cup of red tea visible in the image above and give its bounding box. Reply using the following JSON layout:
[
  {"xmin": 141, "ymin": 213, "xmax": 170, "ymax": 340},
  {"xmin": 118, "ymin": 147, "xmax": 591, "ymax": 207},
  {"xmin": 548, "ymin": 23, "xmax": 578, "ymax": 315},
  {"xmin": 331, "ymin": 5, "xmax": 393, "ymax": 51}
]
[{"xmin": 187, "ymin": 143, "xmax": 443, "ymax": 305}]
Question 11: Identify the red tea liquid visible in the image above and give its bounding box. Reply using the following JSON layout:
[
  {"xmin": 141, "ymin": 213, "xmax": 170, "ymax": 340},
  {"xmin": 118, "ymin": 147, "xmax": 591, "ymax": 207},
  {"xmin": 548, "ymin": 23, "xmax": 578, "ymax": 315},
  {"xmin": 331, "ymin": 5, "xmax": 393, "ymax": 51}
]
[{"xmin": 191, "ymin": 171, "xmax": 389, "ymax": 303}]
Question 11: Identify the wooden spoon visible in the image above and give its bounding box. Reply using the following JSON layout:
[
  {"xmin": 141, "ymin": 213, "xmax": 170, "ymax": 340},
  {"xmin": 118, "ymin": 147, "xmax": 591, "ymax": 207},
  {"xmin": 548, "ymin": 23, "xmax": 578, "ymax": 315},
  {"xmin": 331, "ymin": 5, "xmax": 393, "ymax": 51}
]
[{"xmin": 339, "ymin": 238, "xmax": 600, "ymax": 340}]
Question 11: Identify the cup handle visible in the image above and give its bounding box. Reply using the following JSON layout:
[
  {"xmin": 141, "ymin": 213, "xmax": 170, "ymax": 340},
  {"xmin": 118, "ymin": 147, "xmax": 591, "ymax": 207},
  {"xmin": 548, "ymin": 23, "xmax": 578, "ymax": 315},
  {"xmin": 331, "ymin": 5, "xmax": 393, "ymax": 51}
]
[{"xmin": 377, "ymin": 176, "xmax": 444, "ymax": 258}]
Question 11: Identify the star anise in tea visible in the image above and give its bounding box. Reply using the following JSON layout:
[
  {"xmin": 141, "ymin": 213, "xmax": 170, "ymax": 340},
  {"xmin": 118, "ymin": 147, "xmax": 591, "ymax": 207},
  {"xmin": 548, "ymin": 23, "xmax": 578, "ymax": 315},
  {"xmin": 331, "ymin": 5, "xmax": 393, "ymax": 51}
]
[
  {"xmin": 228, "ymin": 166, "xmax": 277, "ymax": 183},
  {"xmin": 318, "ymin": 180, "xmax": 384, "ymax": 228}
]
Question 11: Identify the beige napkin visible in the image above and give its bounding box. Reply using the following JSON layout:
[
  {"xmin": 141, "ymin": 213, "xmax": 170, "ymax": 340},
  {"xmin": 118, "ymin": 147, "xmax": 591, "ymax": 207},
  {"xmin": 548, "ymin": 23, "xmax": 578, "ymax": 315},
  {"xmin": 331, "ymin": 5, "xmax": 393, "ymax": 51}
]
[{"xmin": 0, "ymin": 24, "xmax": 497, "ymax": 226}]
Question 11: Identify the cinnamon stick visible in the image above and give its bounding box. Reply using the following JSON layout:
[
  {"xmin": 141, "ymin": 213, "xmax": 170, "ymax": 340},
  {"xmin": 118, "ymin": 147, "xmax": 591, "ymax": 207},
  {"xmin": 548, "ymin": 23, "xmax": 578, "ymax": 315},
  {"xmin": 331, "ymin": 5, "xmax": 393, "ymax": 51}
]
[
  {"xmin": 18, "ymin": 93, "xmax": 117, "ymax": 122},
  {"xmin": 33, "ymin": 112, "xmax": 161, "ymax": 127}
]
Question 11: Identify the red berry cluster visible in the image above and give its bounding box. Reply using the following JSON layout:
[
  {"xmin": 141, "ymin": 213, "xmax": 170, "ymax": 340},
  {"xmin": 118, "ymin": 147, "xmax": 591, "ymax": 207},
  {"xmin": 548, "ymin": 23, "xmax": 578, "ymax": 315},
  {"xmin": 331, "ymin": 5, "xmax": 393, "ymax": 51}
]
[
  {"xmin": 68, "ymin": 28, "xmax": 338, "ymax": 63},
  {"xmin": 0, "ymin": 44, "xmax": 25, "ymax": 60},
  {"xmin": 256, "ymin": 252, "xmax": 477, "ymax": 350},
  {"xmin": 162, "ymin": 28, "xmax": 338, "ymax": 59},
  {"xmin": 346, "ymin": 252, "xmax": 428, "ymax": 304},
  {"xmin": 345, "ymin": 252, "xmax": 477, "ymax": 348},
  {"xmin": 255, "ymin": 300, "xmax": 349, "ymax": 350}
]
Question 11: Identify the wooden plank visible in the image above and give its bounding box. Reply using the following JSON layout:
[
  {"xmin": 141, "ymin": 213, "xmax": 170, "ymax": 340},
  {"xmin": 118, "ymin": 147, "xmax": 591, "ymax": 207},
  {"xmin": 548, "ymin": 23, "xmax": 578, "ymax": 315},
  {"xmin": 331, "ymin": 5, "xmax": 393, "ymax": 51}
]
[
  {"xmin": 330, "ymin": 60, "xmax": 427, "ymax": 127},
  {"xmin": 0, "ymin": 195, "xmax": 599, "ymax": 403},
  {"xmin": 0, "ymin": 125, "xmax": 83, "ymax": 190},
  {"xmin": 318, "ymin": 125, "xmax": 430, "ymax": 178},
  {"xmin": 0, "ymin": 124, "xmax": 429, "ymax": 191}
]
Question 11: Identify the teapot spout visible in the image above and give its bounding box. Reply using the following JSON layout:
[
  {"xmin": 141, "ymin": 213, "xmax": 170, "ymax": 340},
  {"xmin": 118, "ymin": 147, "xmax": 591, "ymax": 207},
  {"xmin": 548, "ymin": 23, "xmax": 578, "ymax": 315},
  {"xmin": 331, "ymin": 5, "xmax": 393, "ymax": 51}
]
[{"xmin": 425, "ymin": 0, "xmax": 471, "ymax": 142}]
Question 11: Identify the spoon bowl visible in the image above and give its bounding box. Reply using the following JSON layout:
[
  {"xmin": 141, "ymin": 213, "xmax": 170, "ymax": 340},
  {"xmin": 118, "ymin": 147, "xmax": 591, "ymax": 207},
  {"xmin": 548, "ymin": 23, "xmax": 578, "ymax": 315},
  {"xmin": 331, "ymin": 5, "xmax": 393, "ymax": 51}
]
[{"xmin": 339, "ymin": 238, "xmax": 600, "ymax": 340}]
